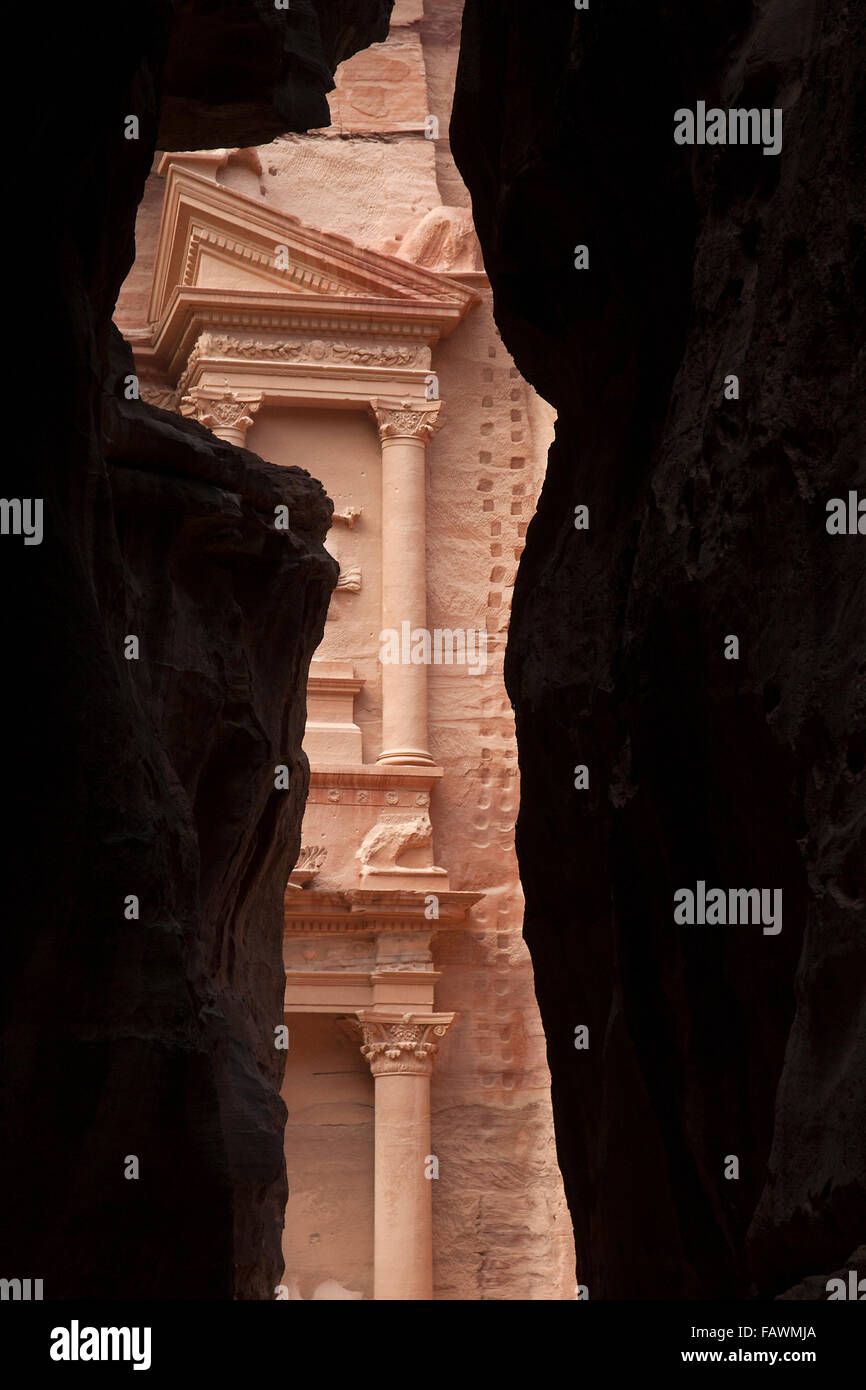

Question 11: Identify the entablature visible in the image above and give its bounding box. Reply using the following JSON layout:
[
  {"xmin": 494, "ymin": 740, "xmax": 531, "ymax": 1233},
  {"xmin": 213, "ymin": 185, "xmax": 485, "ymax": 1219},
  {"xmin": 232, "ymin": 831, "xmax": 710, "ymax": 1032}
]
[{"xmin": 283, "ymin": 887, "xmax": 482, "ymax": 933}]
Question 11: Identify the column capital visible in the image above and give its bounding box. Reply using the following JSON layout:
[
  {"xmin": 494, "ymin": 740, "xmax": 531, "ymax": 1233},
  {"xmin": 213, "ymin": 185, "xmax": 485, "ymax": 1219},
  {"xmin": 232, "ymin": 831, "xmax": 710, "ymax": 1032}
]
[
  {"xmin": 180, "ymin": 388, "xmax": 263, "ymax": 443},
  {"xmin": 356, "ymin": 1010, "xmax": 456, "ymax": 1077},
  {"xmin": 370, "ymin": 399, "xmax": 443, "ymax": 443}
]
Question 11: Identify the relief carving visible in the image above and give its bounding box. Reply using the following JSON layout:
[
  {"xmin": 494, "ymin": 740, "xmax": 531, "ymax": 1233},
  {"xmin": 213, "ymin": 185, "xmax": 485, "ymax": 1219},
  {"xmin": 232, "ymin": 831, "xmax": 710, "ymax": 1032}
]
[
  {"xmin": 199, "ymin": 334, "xmax": 422, "ymax": 368},
  {"xmin": 325, "ymin": 506, "xmax": 362, "ymax": 614},
  {"xmin": 180, "ymin": 389, "xmax": 263, "ymax": 434},
  {"xmin": 356, "ymin": 810, "xmax": 433, "ymax": 870},
  {"xmin": 287, "ymin": 845, "xmax": 327, "ymax": 890},
  {"xmin": 295, "ymin": 846, "xmax": 327, "ymax": 873},
  {"xmin": 140, "ymin": 382, "xmax": 181, "ymax": 412},
  {"xmin": 357, "ymin": 1015, "xmax": 454, "ymax": 1076},
  {"xmin": 176, "ymin": 340, "xmax": 206, "ymax": 398},
  {"xmin": 336, "ymin": 565, "xmax": 362, "ymax": 594},
  {"xmin": 371, "ymin": 399, "xmax": 443, "ymax": 442}
]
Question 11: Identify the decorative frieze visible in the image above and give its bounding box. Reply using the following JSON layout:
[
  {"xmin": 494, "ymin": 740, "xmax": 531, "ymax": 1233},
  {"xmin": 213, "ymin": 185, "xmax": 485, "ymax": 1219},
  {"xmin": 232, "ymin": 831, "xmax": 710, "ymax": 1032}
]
[
  {"xmin": 176, "ymin": 335, "xmax": 428, "ymax": 401},
  {"xmin": 201, "ymin": 334, "xmax": 426, "ymax": 368},
  {"xmin": 306, "ymin": 787, "xmax": 430, "ymax": 808}
]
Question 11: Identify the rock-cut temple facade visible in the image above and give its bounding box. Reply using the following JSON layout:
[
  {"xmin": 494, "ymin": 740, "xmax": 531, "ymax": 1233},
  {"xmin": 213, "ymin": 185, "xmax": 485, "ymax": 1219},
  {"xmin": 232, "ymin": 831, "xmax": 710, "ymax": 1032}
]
[{"xmin": 115, "ymin": 0, "xmax": 574, "ymax": 1301}]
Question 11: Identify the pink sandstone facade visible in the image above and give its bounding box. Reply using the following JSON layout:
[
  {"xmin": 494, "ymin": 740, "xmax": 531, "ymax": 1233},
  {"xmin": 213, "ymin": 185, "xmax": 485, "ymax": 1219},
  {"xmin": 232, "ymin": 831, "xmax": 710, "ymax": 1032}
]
[{"xmin": 115, "ymin": 0, "xmax": 575, "ymax": 1301}]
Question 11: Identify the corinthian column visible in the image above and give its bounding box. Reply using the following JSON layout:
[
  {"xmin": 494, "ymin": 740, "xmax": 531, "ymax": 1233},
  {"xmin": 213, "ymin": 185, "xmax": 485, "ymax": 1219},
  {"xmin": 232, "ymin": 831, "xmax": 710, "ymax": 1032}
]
[
  {"xmin": 181, "ymin": 389, "xmax": 263, "ymax": 448},
  {"xmin": 370, "ymin": 400, "xmax": 443, "ymax": 767},
  {"xmin": 357, "ymin": 1009, "xmax": 456, "ymax": 1300}
]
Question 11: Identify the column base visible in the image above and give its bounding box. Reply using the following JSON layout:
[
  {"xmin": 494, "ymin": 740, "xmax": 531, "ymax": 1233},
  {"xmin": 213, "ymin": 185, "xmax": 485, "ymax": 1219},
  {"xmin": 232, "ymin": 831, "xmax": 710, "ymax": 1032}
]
[{"xmin": 377, "ymin": 748, "xmax": 436, "ymax": 767}]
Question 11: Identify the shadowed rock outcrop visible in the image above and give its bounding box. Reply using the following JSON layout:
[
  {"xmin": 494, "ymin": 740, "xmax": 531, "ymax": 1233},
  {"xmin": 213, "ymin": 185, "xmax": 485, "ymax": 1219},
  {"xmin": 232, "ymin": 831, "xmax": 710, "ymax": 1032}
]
[
  {"xmin": 2, "ymin": 0, "xmax": 390, "ymax": 1299},
  {"xmin": 160, "ymin": 0, "xmax": 393, "ymax": 147},
  {"xmin": 452, "ymin": 0, "xmax": 865, "ymax": 1298}
]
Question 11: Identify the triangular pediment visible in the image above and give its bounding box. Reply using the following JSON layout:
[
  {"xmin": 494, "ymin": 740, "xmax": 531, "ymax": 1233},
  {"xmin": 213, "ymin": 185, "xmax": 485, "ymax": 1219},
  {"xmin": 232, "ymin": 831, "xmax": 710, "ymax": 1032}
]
[{"xmin": 149, "ymin": 161, "xmax": 476, "ymax": 327}]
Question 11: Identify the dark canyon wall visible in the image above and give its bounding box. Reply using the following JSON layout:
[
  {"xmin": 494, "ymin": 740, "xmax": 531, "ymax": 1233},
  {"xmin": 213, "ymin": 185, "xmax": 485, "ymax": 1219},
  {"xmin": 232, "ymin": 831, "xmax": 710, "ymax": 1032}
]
[
  {"xmin": 452, "ymin": 0, "xmax": 865, "ymax": 1297},
  {"xmin": 3, "ymin": 0, "xmax": 391, "ymax": 1299}
]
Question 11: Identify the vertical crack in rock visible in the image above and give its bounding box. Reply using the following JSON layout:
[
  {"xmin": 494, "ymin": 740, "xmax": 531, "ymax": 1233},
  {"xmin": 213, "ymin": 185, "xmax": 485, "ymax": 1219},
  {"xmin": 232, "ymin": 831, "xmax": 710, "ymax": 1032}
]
[{"xmin": 452, "ymin": 0, "xmax": 865, "ymax": 1298}]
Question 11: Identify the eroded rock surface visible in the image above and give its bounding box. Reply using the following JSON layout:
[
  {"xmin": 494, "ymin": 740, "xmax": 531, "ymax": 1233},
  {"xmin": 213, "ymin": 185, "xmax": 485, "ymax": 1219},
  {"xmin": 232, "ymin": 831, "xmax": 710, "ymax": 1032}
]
[
  {"xmin": 452, "ymin": 0, "xmax": 865, "ymax": 1298},
  {"xmin": 3, "ymin": 0, "xmax": 387, "ymax": 1299}
]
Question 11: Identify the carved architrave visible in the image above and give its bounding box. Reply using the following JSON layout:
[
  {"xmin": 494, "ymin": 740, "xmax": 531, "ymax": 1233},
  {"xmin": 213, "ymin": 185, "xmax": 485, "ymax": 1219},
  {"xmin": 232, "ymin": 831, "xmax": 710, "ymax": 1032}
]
[
  {"xmin": 357, "ymin": 1012, "xmax": 456, "ymax": 1077},
  {"xmin": 370, "ymin": 399, "xmax": 443, "ymax": 443}
]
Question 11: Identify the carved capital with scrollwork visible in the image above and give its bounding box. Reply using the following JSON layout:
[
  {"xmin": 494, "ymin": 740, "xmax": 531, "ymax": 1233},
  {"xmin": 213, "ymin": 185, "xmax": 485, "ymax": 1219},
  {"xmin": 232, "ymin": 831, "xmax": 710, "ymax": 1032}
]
[
  {"xmin": 180, "ymin": 389, "xmax": 264, "ymax": 441},
  {"xmin": 370, "ymin": 399, "xmax": 443, "ymax": 444},
  {"xmin": 355, "ymin": 1010, "xmax": 456, "ymax": 1077}
]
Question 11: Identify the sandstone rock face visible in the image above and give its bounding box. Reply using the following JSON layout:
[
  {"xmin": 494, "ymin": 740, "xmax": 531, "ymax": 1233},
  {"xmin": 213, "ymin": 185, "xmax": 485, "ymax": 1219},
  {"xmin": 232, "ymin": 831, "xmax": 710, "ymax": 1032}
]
[
  {"xmin": 452, "ymin": 0, "xmax": 865, "ymax": 1298},
  {"xmin": 3, "ymin": 0, "xmax": 388, "ymax": 1299}
]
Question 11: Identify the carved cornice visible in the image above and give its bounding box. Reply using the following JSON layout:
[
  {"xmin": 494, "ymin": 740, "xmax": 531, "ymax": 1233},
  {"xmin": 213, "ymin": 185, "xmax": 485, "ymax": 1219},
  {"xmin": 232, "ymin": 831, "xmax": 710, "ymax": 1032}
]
[
  {"xmin": 306, "ymin": 672, "xmax": 365, "ymax": 698},
  {"xmin": 370, "ymin": 399, "xmax": 443, "ymax": 442},
  {"xmin": 283, "ymin": 887, "xmax": 484, "ymax": 933},
  {"xmin": 308, "ymin": 766, "xmax": 443, "ymax": 791},
  {"xmin": 356, "ymin": 1011, "xmax": 456, "ymax": 1077},
  {"xmin": 186, "ymin": 227, "xmax": 350, "ymax": 298}
]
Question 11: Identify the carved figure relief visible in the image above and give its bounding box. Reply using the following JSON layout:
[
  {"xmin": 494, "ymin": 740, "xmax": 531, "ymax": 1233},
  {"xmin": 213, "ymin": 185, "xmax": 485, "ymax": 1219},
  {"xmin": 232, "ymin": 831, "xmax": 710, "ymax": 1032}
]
[
  {"xmin": 356, "ymin": 810, "xmax": 434, "ymax": 870},
  {"xmin": 324, "ymin": 504, "xmax": 362, "ymax": 618}
]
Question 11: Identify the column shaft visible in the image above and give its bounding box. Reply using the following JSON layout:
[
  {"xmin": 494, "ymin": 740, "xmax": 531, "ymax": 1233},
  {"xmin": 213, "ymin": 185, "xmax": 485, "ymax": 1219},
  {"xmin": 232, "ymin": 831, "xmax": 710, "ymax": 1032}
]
[
  {"xmin": 380, "ymin": 432, "xmax": 431, "ymax": 764},
  {"xmin": 373, "ymin": 1070, "xmax": 432, "ymax": 1300},
  {"xmin": 372, "ymin": 402, "xmax": 442, "ymax": 767},
  {"xmin": 357, "ymin": 1010, "xmax": 455, "ymax": 1301}
]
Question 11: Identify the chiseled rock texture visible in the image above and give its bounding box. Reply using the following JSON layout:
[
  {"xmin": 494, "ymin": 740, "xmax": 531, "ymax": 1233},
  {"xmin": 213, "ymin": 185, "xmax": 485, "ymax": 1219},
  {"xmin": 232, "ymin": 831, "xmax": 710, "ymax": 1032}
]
[
  {"xmin": 3, "ymin": 0, "xmax": 389, "ymax": 1298},
  {"xmin": 452, "ymin": 0, "xmax": 865, "ymax": 1298}
]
